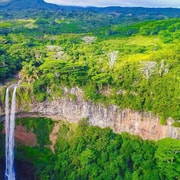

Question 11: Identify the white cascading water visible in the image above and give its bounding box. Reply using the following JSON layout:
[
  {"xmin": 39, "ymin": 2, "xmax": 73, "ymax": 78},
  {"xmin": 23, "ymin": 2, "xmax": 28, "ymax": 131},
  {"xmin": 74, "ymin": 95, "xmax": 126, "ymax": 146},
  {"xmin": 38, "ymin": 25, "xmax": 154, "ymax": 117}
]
[
  {"xmin": 5, "ymin": 85, "xmax": 17, "ymax": 180},
  {"xmin": 5, "ymin": 87, "xmax": 10, "ymax": 179}
]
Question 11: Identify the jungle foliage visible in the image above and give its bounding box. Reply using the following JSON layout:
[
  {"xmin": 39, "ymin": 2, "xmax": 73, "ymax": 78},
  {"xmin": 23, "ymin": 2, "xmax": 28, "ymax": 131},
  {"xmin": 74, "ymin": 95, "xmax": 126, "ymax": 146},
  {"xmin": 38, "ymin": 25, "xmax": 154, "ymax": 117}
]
[
  {"xmin": 1, "ymin": 17, "xmax": 179, "ymax": 122},
  {"xmin": 11, "ymin": 118, "xmax": 180, "ymax": 180},
  {"xmin": 0, "ymin": 2, "xmax": 180, "ymax": 120}
]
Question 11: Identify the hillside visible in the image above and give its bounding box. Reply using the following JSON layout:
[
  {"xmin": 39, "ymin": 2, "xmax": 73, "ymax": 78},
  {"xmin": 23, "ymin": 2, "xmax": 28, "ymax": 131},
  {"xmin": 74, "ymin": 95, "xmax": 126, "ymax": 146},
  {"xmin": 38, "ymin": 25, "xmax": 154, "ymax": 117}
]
[
  {"xmin": 0, "ymin": 3, "xmax": 179, "ymax": 179},
  {"xmin": 0, "ymin": 18, "xmax": 179, "ymax": 123},
  {"xmin": 1, "ymin": 118, "xmax": 179, "ymax": 179},
  {"xmin": 0, "ymin": 0, "xmax": 58, "ymax": 9},
  {"xmin": 0, "ymin": 0, "xmax": 180, "ymax": 20}
]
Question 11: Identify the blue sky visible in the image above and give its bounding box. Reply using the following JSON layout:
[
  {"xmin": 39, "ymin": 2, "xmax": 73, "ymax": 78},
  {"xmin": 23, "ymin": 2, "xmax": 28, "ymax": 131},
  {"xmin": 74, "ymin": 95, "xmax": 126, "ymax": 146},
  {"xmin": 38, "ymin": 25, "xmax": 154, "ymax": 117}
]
[{"xmin": 44, "ymin": 0, "xmax": 180, "ymax": 8}]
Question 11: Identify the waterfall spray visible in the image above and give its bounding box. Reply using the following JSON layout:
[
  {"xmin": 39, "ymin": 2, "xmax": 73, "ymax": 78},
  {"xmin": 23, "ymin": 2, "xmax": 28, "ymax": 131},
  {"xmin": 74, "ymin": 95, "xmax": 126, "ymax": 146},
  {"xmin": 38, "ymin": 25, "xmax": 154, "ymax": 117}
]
[{"xmin": 5, "ymin": 85, "xmax": 17, "ymax": 180}]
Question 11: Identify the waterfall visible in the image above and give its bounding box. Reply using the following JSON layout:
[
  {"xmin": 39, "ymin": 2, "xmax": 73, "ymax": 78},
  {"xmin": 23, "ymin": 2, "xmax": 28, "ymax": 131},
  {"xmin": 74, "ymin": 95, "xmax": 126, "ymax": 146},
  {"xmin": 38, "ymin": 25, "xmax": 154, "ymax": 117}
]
[
  {"xmin": 5, "ymin": 86, "xmax": 17, "ymax": 180},
  {"xmin": 5, "ymin": 87, "xmax": 10, "ymax": 179}
]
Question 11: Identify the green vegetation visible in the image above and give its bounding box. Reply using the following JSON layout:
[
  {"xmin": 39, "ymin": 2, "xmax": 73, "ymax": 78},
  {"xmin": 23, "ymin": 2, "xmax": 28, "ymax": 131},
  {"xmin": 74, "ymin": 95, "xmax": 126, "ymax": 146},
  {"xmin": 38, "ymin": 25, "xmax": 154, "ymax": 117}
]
[
  {"xmin": 16, "ymin": 117, "xmax": 54, "ymax": 148},
  {"xmin": 0, "ymin": 5, "xmax": 179, "ymax": 180},
  {"xmin": 4, "ymin": 118, "xmax": 178, "ymax": 179},
  {"xmin": 0, "ymin": 17, "xmax": 179, "ymax": 123},
  {"xmin": 14, "ymin": 117, "xmax": 55, "ymax": 178},
  {"xmin": 155, "ymin": 138, "xmax": 180, "ymax": 179}
]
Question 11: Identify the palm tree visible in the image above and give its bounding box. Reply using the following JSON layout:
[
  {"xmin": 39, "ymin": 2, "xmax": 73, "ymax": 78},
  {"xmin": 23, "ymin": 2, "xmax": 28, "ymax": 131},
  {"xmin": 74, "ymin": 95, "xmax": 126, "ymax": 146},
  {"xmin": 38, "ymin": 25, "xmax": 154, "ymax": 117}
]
[{"xmin": 19, "ymin": 62, "xmax": 39, "ymax": 84}]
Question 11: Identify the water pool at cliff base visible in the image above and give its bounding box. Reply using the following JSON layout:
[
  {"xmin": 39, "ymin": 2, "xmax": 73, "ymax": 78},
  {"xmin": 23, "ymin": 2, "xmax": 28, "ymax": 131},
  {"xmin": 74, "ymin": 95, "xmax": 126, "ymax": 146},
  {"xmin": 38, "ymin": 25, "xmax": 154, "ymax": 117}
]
[{"xmin": 0, "ymin": 158, "xmax": 35, "ymax": 180}]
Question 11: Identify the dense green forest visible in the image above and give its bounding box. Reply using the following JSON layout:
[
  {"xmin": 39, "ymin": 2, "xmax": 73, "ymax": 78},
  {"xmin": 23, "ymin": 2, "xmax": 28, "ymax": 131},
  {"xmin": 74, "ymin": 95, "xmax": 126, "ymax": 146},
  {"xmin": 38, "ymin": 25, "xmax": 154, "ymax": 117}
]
[
  {"xmin": 0, "ymin": 17, "xmax": 179, "ymax": 123},
  {"xmin": 1, "ymin": 117, "xmax": 179, "ymax": 179}
]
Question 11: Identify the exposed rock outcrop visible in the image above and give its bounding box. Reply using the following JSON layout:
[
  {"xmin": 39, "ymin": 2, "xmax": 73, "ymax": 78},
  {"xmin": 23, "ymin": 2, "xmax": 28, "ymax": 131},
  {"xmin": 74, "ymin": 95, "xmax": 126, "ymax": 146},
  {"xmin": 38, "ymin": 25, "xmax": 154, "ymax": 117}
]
[
  {"xmin": 14, "ymin": 125, "xmax": 37, "ymax": 146},
  {"xmin": 49, "ymin": 122, "xmax": 61, "ymax": 152},
  {"xmin": 0, "ymin": 87, "xmax": 179, "ymax": 140},
  {"xmin": 29, "ymin": 87, "xmax": 179, "ymax": 140},
  {"xmin": 2, "ymin": 125, "xmax": 37, "ymax": 146}
]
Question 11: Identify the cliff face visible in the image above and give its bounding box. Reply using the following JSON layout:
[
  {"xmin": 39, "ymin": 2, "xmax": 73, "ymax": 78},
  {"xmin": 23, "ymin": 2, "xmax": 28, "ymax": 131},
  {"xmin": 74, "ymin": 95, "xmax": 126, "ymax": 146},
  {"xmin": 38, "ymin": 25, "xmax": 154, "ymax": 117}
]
[
  {"xmin": 14, "ymin": 125, "xmax": 37, "ymax": 146},
  {"xmin": 0, "ymin": 87, "xmax": 179, "ymax": 140},
  {"xmin": 28, "ymin": 87, "xmax": 179, "ymax": 140},
  {"xmin": 1, "ymin": 125, "xmax": 37, "ymax": 146}
]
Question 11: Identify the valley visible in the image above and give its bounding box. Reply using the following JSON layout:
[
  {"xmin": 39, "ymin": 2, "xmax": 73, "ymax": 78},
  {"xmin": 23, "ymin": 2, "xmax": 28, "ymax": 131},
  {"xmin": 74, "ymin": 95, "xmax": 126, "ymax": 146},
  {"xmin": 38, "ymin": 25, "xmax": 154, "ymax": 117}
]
[{"xmin": 0, "ymin": 0, "xmax": 180, "ymax": 179}]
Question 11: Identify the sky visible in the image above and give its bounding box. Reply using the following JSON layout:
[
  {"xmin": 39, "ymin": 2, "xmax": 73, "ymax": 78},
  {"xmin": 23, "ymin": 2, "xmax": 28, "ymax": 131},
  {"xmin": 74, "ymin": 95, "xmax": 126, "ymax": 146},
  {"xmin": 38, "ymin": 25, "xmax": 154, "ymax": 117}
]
[{"xmin": 44, "ymin": 0, "xmax": 180, "ymax": 8}]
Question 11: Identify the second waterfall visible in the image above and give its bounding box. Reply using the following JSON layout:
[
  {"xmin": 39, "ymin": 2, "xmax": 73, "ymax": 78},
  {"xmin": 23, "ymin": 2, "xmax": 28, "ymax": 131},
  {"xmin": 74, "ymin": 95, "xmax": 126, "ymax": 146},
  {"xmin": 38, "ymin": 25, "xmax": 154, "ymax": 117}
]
[{"xmin": 5, "ymin": 85, "xmax": 17, "ymax": 180}]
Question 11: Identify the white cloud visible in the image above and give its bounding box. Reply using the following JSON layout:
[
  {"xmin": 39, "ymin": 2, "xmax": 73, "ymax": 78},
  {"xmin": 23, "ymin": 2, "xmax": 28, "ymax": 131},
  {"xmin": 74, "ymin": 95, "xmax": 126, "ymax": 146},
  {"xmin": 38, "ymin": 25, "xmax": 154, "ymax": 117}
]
[{"xmin": 44, "ymin": 0, "xmax": 180, "ymax": 8}]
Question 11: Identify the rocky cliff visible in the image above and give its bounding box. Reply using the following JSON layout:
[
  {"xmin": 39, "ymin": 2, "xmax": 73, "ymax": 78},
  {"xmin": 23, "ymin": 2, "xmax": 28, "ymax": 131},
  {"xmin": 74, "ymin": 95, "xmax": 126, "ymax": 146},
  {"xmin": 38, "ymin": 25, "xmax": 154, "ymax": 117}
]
[
  {"xmin": 29, "ymin": 87, "xmax": 179, "ymax": 140},
  {"xmin": 0, "ymin": 87, "xmax": 179, "ymax": 140}
]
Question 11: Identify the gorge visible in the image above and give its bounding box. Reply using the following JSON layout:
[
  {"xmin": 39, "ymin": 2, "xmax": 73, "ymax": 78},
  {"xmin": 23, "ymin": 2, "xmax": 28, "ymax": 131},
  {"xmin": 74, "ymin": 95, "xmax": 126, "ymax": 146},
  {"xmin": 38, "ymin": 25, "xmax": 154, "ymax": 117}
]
[
  {"xmin": 0, "ymin": 85, "xmax": 179, "ymax": 179},
  {"xmin": 1, "ymin": 86, "xmax": 179, "ymax": 141}
]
